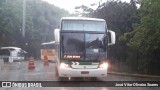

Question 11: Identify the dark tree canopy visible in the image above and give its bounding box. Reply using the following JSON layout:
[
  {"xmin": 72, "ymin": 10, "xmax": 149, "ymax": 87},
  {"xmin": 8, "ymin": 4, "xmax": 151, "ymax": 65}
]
[
  {"xmin": 0, "ymin": 0, "xmax": 69, "ymax": 57},
  {"xmin": 78, "ymin": 0, "xmax": 160, "ymax": 75}
]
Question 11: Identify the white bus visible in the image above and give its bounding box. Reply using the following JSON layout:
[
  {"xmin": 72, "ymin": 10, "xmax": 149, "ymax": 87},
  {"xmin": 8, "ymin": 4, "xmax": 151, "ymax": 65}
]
[
  {"xmin": 41, "ymin": 41, "xmax": 56, "ymax": 62},
  {"xmin": 54, "ymin": 17, "xmax": 116, "ymax": 80},
  {"xmin": 0, "ymin": 47, "xmax": 27, "ymax": 62}
]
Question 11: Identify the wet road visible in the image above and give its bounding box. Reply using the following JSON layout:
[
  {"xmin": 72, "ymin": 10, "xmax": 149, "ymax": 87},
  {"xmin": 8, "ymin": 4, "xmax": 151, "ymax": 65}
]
[{"xmin": 0, "ymin": 60, "xmax": 159, "ymax": 90}]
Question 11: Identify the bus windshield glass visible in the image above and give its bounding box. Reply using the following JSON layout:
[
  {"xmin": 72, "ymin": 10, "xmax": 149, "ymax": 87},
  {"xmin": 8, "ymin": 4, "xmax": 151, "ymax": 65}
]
[
  {"xmin": 41, "ymin": 44, "xmax": 55, "ymax": 49},
  {"xmin": 41, "ymin": 41, "xmax": 55, "ymax": 49},
  {"xmin": 61, "ymin": 32, "xmax": 107, "ymax": 61},
  {"xmin": 41, "ymin": 41, "xmax": 56, "ymax": 61},
  {"xmin": 62, "ymin": 20, "xmax": 106, "ymax": 32}
]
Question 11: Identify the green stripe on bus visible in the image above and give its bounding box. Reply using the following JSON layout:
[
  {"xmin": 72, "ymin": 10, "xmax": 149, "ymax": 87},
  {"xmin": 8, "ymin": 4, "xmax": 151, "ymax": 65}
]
[{"xmin": 61, "ymin": 60, "xmax": 99, "ymax": 65}]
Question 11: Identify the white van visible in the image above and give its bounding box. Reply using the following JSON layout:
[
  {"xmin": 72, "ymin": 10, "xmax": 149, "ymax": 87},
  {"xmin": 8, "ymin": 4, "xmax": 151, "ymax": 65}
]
[{"xmin": 0, "ymin": 47, "xmax": 27, "ymax": 62}]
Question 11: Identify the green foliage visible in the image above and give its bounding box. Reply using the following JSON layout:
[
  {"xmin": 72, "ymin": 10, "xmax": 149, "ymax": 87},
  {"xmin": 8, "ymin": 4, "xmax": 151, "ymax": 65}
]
[
  {"xmin": 90, "ymin": 0, "xmax": 139, "ymax": 63},
  {"xmin": 88, "ymin": 0, "xmax": 160, "ymax": 75},
  {"xmin": 0, "ymin": 0, "xmax": 23, "ymax": 46},
  {"xmin": 136, "ymin": 0, "xmax": 160, "ymax": 53},
  {"xmin": 1, "ymin": 0, "xmax": 160, "ymax": 75},
  {"xmin": 0, "ymin": 0, "xmax": 69, "ymax": 58},
  {"xmin": 92, "ymin": 0, "xmax": 139, "ymax": 36},
  {"xmin": 129, "ymin": 0, "xmax": 160, "ymax": 56},
  {"xmin": 122, "ymin": 0, "xmax": 160, "ymax": 74}
]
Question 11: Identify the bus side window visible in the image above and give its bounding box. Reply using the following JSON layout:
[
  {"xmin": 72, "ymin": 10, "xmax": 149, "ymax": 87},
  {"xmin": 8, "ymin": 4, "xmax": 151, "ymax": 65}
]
[{"xmin": 0, "ymin": 49, "xmax": 10, "ymax": 56}]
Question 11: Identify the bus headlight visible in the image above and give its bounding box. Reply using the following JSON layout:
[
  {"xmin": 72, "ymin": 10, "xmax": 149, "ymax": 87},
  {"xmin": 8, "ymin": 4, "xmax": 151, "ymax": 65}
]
[
  {"xmin": 60, "ymin": 63, "xmax": 70, "ymax": 68},
  {"xmin": 98, "ymin": 63, "xmax": 108, "ymax": 69}
]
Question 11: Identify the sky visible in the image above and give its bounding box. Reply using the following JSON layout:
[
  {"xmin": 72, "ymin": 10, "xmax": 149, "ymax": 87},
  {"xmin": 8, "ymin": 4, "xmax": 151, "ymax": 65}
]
[{"xmin": 42, "ymin": 0, "xmax": 131, "ymax": 13}]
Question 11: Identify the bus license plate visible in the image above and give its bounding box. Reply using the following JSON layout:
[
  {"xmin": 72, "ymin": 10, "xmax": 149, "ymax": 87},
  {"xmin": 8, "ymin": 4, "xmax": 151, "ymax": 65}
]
[{"xmin": 81, "ymin": 71, "xmax": 89, "ymax": 74}]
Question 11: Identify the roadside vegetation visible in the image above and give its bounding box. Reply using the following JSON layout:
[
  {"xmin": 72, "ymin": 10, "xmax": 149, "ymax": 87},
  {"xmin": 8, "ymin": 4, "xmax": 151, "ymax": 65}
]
[
  {"xmin": 0, "ymin": 0, "xmax": 69, "ymax": 57},
  {"xmin": 0, "ymin": 0, "xmax": 160, "ymax": 75},
  {"xmin": 74, "ymin": 0, "xmax": 160, "ymax": 75}
]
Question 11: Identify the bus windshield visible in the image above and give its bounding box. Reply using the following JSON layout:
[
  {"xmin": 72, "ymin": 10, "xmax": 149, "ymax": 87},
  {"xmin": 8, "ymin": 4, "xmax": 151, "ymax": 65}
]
[
  {"xmin": 41, "ymin": 41, "xmax": 56, "ymax": 49},
  {"xmin": 41, "ymin": 41, "xmax": 56, "ymax": 61},
  {"xmin": 61, "ymin": 32, "xmax": 107, "ymax": 61},
  {"xmin": 62, "ymin": 20, "xmax": 106, "ymax": 32}
]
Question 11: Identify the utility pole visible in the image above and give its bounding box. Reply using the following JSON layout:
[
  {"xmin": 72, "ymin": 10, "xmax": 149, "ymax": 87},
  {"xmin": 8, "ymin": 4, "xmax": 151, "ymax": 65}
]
[
  {"xmin": 22, "ymin": 0, "xmax": 26, "ymax": 37},
  {"xmin": 22, "ymin": 0, "xmax": 27, "ymax": 53}
]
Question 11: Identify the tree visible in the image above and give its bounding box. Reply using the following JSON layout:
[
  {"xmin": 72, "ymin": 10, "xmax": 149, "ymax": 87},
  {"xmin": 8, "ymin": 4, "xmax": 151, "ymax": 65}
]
[
  {"xmin": 91, "ymin": 0, "xmax": 139, "ymax": 62},
  {"xmin": 0, "ymin": 0, "xmax": 69, "ymax": 58},
  {"xmin": 126, "ymin": 0, "xmax": 160, "ymax": 74},
  {"xmin": 71, "ymin": 5, "xmax": 94, "ymax": 17}
]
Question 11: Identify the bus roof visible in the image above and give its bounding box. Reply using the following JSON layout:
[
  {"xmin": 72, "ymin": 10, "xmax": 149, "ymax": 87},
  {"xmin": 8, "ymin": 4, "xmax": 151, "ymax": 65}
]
[
  {"xmin": 61, "ymin": 17, "xmax": 105, "ymax": 22},
  {"xmin": 0, "ymin": 47, "xmax": 21, "ymax": 50},
  {"xmin": 41, "ymin": 41, "xmax": 55, "ymax": 45}
]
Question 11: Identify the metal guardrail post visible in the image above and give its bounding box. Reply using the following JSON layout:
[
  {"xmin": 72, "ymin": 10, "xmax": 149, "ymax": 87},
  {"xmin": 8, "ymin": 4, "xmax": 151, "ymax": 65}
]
[
  {"xmin": 9, "ymin": 57, "xmax": 13, "ymax": 63},
  {"xmin": 0, "ymin": 58, "xmax": 4, "ymax": 70}
]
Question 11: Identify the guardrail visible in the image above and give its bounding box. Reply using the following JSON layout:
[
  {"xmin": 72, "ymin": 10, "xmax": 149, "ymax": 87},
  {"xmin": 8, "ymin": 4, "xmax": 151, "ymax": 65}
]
[
  {"xmin": 108, "ymin": 72, "xmax": 160, "ymax": 79},
  {"xmin": 0, "ymin": 55, "xmax": 10, "ymax": 62},
  {"xmin": 0, "ymin": 55, "xmax": 25, "ymax": 63}
]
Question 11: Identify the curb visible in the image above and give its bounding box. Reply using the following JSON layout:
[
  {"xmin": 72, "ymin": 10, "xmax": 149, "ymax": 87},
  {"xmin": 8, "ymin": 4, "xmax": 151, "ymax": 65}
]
[{"xmin": 108, "ymin": 72, "xmax": 160, "ymax": 79}]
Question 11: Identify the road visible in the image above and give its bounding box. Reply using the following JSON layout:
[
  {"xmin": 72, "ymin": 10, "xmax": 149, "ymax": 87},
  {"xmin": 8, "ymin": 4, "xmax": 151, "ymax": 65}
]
[{"xmin": 0, "ymin": 60, "xmax": 159, "ymax": 90}]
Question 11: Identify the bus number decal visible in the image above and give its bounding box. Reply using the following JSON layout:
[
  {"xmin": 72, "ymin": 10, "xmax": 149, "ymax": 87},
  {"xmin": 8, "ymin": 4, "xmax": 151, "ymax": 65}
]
[{"xmin": 64, "ymin": 55, "xmax": 80, "ymax": 59}]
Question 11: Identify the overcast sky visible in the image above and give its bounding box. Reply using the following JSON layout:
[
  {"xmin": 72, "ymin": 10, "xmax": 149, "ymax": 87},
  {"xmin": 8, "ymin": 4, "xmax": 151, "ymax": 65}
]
[{"xmin": 42, "ymin": 0, "xmax": 131, "ymax": 13}]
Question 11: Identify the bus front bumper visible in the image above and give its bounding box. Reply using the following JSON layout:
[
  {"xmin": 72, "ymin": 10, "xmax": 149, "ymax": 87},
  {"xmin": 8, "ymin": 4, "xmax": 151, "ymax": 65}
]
[{"xmin": 59, "ymin": 68, "xmax": 108, "ymax": 77}]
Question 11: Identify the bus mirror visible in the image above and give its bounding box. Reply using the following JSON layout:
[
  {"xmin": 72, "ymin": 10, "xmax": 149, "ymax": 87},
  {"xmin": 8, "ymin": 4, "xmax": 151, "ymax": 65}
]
[
  {"xmin": 23, "ymin": 50, "xmax": 27, "ymax": 54},
  {"xmin": 108, "ymin": 30, "xmax": 116, "ymax": 45},
  {"xmin": 54, "ymin": 29, "xmax": 60, "ymax": 43}
]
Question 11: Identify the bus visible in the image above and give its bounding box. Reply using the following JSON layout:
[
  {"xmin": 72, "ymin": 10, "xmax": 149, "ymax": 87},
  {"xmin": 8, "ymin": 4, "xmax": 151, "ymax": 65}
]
[
  {"xmin": 0, "ymin": 47, "xmax": 27, "ymax": 62},
  {"xmin": 54, "ymin": 17, "xmax": 116, "ymax": 80},
  {"xmin": 41, "ymin": 41, "xmax": 56, "ymax": 62}
]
